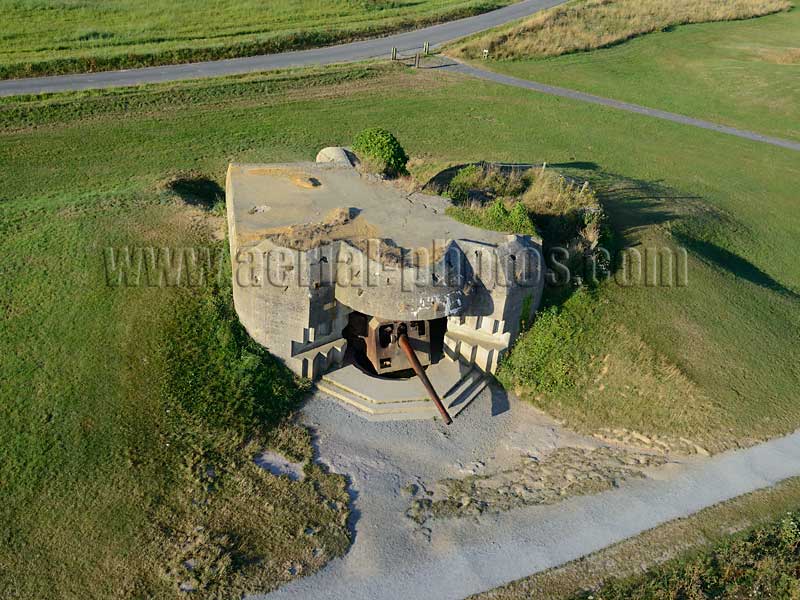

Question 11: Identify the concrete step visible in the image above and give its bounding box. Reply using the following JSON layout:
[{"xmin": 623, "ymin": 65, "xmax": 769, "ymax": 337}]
[
  {"xmin": 444, "ymin": 330, "xmax": 508, "ymax": 374},
  {"xmin": 317, "ymin": 381, "xmax": 439, "ymax": 421},
  {"xmin": 318, "ymin": 358, "xmax": 488, "ymax": 422},
  {"xmin": 290, "ymin": 338, "xmax": 347, "ymax": 380},
  {"xmin": 321, "ymin": 367, "xmax": 431, "ymax": 406}
]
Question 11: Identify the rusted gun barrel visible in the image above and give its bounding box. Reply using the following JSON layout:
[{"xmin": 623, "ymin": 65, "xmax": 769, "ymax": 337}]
[{"xmin": 397, "ymin": 331, "xmax": 453, "ymax": 425}]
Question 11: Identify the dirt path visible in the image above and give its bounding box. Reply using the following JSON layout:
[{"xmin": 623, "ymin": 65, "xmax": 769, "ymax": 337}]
[{"xmin": 257, "ymin": 386, "xmax": 800, "ymax": 600}]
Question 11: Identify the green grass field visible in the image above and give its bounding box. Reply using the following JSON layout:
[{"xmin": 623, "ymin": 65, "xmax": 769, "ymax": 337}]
[
  {"xmin": 0, "ymin": 0, "xmax": 507, "ymax": 79},
  {"xmin": 0, "ymin": 160, "xmax": 352, "ymax": 596},
  {"xmin": 453, "ymin": 6, "xmax": 800, "ymax": 141},
  {"xmin": 1, "ymin": 9, "xmax": 799, "ymax": 596}
]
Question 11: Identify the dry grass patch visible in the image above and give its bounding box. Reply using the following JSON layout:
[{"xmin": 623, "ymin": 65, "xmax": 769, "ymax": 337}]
[
  {"xmin": 451, "ymin": 0, "xmax": 792, "ymax": 60},
  {"xmin": 760, "ymin": 46, "xmax": 800, "ymax": 63},
  {"xmin": 521, "ymin": 165, "xmax": 603, "ymax": 248}
]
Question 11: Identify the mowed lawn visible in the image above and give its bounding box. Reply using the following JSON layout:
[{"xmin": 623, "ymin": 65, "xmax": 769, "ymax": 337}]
[
  {"xmin": 1, "ymin": 22, "xmax": 798, "ymax": 596},
  {"xmin": 0, "ymin": 0, "xmax": 508, "ymax": 79},
  {"xmin": 459, "ymin": 7, "xmax": 800, "ymax": 141}
]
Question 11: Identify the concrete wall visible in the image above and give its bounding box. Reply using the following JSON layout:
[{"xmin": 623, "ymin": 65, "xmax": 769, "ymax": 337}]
[{"xmin": 226, "ymin": 160, "xmax": 544, "ymax": 381}]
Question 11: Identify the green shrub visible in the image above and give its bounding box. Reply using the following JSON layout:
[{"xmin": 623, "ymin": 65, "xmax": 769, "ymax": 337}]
[
  {"xmin": 352, "ymin": 127, "xmax": 409, "ymax": 177},
  {"xmin": 447, "ymin": 163, "xmax": 529, "ymax": 204},
  {"xmin": 499, "ymin": 290, "xmax": 596, "ymax": 393},
  {"xmin": 572, "ymin": 511, "xmax": 800, "ymax": 599},
  {"xmin": 447, "ymin": 164, "xmax": 483, "ymax": 203},
  {"xmin": 446, "ymin": 198, "xmax": 538, "ymax": 236}
]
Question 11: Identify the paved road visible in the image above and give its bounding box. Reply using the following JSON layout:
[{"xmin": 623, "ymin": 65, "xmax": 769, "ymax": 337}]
[
  {"xmin": 444, "ymin": 61, "xmax": 800, "ymax": 152},
  {"xmin": 4, "ymin": 0, "xmax": 797, "ymax": 152},
  {"xmin": 261, "ymin": 391, "xmax": 800, "ymax": 600},
  {"xmin": 0, "ymin": 0, "xmax": 566, "ymax": 97}
]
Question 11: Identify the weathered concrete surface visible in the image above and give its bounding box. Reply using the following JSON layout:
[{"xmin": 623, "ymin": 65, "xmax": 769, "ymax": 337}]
[
  {"xmin": 315, "ymin": 147, "xmax": 357, "ymax": 167},
  {"xmin": 226, "ymin": 154, "xmax": 544, "ymax": 385},
  {"xmin": 318, "ymin": 359, "xmax": 487, "ymax": 420},
  {"xmin": 257, "ymin": 389, "xmax": 800, "ymax": 600},
  {"xmin": 226, "ymin": 161, "xmax": 512, "ymax": 251}
]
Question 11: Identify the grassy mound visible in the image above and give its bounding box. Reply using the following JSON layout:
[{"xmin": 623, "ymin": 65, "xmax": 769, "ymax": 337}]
[
  {"xmin": 154, "ymin": 272, "xmax": 351, "ymax": 596},
  {"xmin": 450, "ymin": 0, "xmax": 791, "ymax": 60},
  {"xmin": 498, "ymin": 289, "xmax": 726, "ymax": 453},
  {"xmin": 438, "ymin": 158, "xmax": 792, "ymax": 455},
  {"xmin": 153, "ymin": 270, "xmax": 351, "ymax": 596},
  {"xmin": 0, "ymin": 185, "xmax": 350, "ymax": 597},
  {"xmin": 2, "ymin": 35, "xmax": 799, "ymax": 593}
]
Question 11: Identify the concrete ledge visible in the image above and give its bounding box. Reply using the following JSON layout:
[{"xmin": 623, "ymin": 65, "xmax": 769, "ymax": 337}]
[{"xmin": 317, "ymin": 358, "xmax": 487, "ymax": 421}]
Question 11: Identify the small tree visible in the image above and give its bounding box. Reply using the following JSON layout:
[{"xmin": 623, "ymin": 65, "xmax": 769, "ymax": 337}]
[{"xmin": 353, "ymin": 127, "xmax": 409, "ymax": 177}]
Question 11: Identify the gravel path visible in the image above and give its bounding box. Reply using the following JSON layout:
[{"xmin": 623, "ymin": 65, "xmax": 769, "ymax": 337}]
[
  {"xmin": 0, "ymin": 0, "xmax": 566, "ymax": 97},
  {"xmin": 256, "ymin": 387, "xmax": 800, "ymax": 600},
  {"xmin": 442, "ymin": 61, "xmax": 800, "ymax": 152}
]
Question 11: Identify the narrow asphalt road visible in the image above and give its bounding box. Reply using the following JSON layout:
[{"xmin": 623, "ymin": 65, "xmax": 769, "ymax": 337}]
[
  {"xmin": 4, "ymin": 2, "xmax": 797, "ymax": 153},
  {"xmin": 444, "ymin": 61, "xmax": 800, "ymax": 152},
  {"xmin": 0, "ymin": 0, "xmax": 566, "ymax": 97}
]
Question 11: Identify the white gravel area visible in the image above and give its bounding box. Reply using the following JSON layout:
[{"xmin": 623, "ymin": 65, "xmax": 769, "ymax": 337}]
[
  {"xmin": 253, "ymin": 450, "xmax": 306, "ymax": 481},
  {"xmin": 256, "ymin": 385, "xmax": 800, "ymax": 600}
]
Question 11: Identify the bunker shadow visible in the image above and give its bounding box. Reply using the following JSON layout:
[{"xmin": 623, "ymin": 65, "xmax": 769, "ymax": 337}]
[
  {"xmin": 163, "ymin": 172, "xmax": 224, "ymax": 211},
  {"xmin": 551, "ymin": 161, "xmax": 800, "ymax": 302},
  {"xmin": 675, "ymin": 235, "xmax": 800, "ymax": 300},
  {"xmin": 490, "ymin": 382, "xmax": 510, "ymax": 417}
]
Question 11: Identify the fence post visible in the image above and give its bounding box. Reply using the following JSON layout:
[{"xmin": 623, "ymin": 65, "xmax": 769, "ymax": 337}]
[
  {"xmin": 391, "ymin": 47, "xmax": 397, "ymax": 61},
  {"xmin": 414, "ymin": 53, "xmax": 420, "ymax": 68},
  {"xmin": 424, "ymin": 41, "xmax": 430, "ymax": 55}
]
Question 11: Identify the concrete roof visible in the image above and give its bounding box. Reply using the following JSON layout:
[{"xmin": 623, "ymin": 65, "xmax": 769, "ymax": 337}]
[{"xmin": 226, "ymin": 162, "xmax": 512, "ymax": 252}]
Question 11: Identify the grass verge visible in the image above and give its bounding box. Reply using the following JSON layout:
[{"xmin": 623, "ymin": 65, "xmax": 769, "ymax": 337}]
[
  {"xmin": 1, "ymin": 0, "xmax": 507, "ymax": 79},
  {"xmin": 450, "ymin": 3, "xmax": 800, "ymax": 141},
  {"xmin": 471, "ymin": 478, "xmax": 800, "ymax": 599},
  {"xmin": 450, "ymin": 0, "xmax": 791, "ymax": 60}
]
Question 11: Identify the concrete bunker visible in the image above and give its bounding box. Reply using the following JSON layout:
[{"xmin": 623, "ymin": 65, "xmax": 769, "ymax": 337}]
[{"xmin": 226, "ymin": 148, "xmax": 544, "ymax": 421}]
